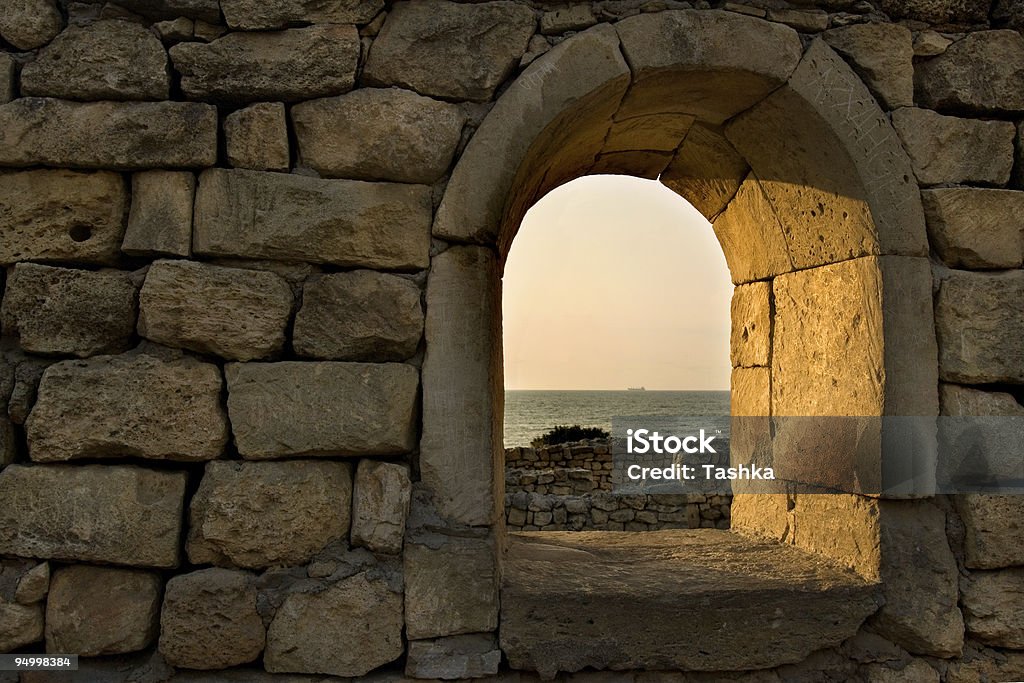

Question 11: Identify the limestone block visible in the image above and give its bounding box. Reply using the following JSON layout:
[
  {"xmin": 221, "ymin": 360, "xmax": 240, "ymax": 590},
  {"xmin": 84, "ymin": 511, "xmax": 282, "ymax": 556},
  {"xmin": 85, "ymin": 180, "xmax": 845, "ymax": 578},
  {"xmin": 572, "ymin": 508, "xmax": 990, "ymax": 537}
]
[
  {"xmin": 871, "ymin": 500, "xmax": 964, "ymax": 657},
  {"xmin": 923, "ymin": 188, "xmax": 1024, "ymax": 269},
  {"xmin": 187, "ymin": 460, "xmax": 352, "ymax": 569},
  {"xmin": 766, "ymin": 8, "xmax": 828, "ymax": 32},
  {"xmin": 351, "ymin": 460, "xmax": 412, "ymax": 555},
  {"xmin": 0, "ymin": 464, "xmax": 186, "ymax": 568},
  {"xmin": 122, "ymin": 171, "xmax": 194, "ymax": 257},
  {"xmin": 71, "ymin": 0, "xmax": 220, "ymax": 21},
  {"xmin": 224, "ymin": 102, "xmax": 288, "ymax": 172},
  {"xmin": 791, "ymin": 494, "xmax": 881, "ymax": 580},
  {"xmin": 822, "ymin": 23, "xmax": 914, "ymax": 110},
  {"xmin": 265, "ymin": 571, "xmax": 403, "ymax": 676},
  {"xmin": 865, "ymin": 660, "xmax": 940, "ymax": 683},
  {"xmin": 159, "ymin": 568, "xmax": 265, "ymax": 669},
  {"xmin": 21, "ymin": 20, "xmax": 169, "ymax": 101},
  {"xmin": 0, "ymin": 170, "xmax": 127, "ymax": 266},
  {"xmin": 226, "ymin": 361, "xmax": 418, "ymax": 458},
  {"xmin": 961, "ymin": 569, "xmax": 1024, "ymax": 649},
  {"xmin": 955, "ymin": 494, "xmax": 1024, "ymax": 570},
  {"xmin": 363, "ymin": 0, "xmax": 535, "ymax": 102},
  {"xmin": 660, "ymin": 124, "xmax": 749, "ymax": 221},
  {"xmin": 936, "ymin": 270, "xmax": 1024, "ymax": 384},
  {"xmin": 730, "ymin": 281, "xmax": 771, "ymax": 367},
  {"xmin": 0, "ymin": 603, "xmax": 43, "ymax": 652},
  {"xmin": 892, "ymin": 108, "xmax": 1015, "ymax": 186},
  {"xmin": 0, "ymin": 55, "xmax": 14, "ymax": 104},
  {"xmin": 193, "ymin": 168, "xmax": 431, "ymax": 270},
  {"xmin": 153, "ymin": 18, "xmax": 194, "ymax": 43},
  {"xmin": 615, "ymin": 10, "xmax": 803, "ymax": 124},
  {"xmin": 0, "ymin": 0, "xmax": 61, "ymax": 50},
  {"xmin": 221, "ymin": 0, "xmax": 382, "ymax": 29},
  {"xmin": 938, "ymin": 384, "xmax": 1024, "ymax": 491},
  {"xmin": 541, "ymin": 6, "xmax": 596, "ymax": 34},
  {"xmin": 292, "ymin": 88, "xmax": 466, "ymax": 183},
  {"xmin": 293, "ymin": 271, "xmax": 423, "ymax": 362},
  {"xmin": 914, "ymin": 31, "xmax": 952, "ymax": 58},
  {"xmin": 421, "ymin": 247, "xmax": 501, "ymax": 526},
  {"xmin": 27, "ymin": 353, "xmax": 228, "ymax": 462},
  {"xmin": 602, "ymin": 114, "xmax": 694, "ymax": 155},
  {"xmin": 712, "ymin": 174, "xmax": 791, "ymax": 284},
  {"xmin": 1, "ymin": 263, "xmax": 137, "ymax": 357},
  {"xmin": 405, "ymin": 534, "xmax": 498, "ymax": 640},
  {"xmin": 138, "ymin": 260, "xmax": 293, "ymax": 361},
  {"xmin": 915, "ymin": 31, "xmax": 1024, "ymax": 116},
  {"xmin": 406, "ymin": 634, "xmax": 502, "ymax": 679},
  {"xmin": 0, "ymin": 98, "xmax": 218, "ymax": 170},
  {"xmin": 875, "ymin": 0, "xmax": 988, "ymax": 23},
  {"xmin": 45, "ymin": 566, "xmax": 161, "ymax": 656},
  {"xmin": 6, "ymin": 356, "xmax": 48, "ymax": 426},
  {"xmin": 170, "ymin": 26, "xmax": 359, "ymax": 103},
  {"xmin": 13, "ymin": 563, "xmax": 49, "ymax": 606}
]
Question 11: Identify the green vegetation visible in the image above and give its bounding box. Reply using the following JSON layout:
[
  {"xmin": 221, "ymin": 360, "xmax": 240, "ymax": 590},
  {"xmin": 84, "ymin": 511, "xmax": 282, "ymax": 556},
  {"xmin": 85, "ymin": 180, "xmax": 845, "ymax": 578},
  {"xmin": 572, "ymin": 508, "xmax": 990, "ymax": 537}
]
[{"xmin": 532, "ymin": 425, "xmax": 610, "ymax": 447}]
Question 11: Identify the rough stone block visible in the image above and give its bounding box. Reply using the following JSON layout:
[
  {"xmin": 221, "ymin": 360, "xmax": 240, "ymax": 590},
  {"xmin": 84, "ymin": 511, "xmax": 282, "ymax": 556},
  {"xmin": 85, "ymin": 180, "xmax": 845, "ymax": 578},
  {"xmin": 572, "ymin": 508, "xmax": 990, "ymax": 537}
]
[
  {"xmin": 187, "ymin": 460, "xmax": 352, "ymax": 569},
  {"xmin": 5, "ymin": 561, "xmax": 50, "ymax": 606},
  {"xmin": 363, "ymin": 0, "xmax": 535, "ymax": 102},
  {"xmin": 406, "ymin": 634, "xmax": 502, "ymax": 679},
  {"xmin": 0, "ymin": 0, "xmax": 62, "ymax": 50},
  {"xmin": 225, "ymin": 102, "xmax": 289, "ymax": 172},
  {"xmin": 72, "ymin": 0, "xmax": 220, "ymax": 22},
  {"xmin": 766, "ymin": 8, "xmax": 828, "ymax": 32},
  {"xmin": 961, "ymin": 569, "xmax": 1024, "ymax": 649},
  {"xmin": 541, "ymin": 6, "xmax": 596, "ymax": 34},
  {"xmin": 711, "ymin": 174, "xmax": 791, "ymax": 284},
  {"xmin": 293, "ymin": 271, "xmax": 423, "ymax": 362},
  {"xmin": 955, "ymin": 494, "xmax": 1024, "ymax": 570},
  {"xmin": 0, "ymin": 169, "xmax": 127, "ymax": 266},
  {"xmin": 0, "ymin": 98, "xmax": 218, "ymax": 170},
  {"xmin": 170, "ymin": 26, "xmax": 359, "ymax": 103},
  {"xmin": 791, "ymin": 493, "xmax": 881, "ymax": 580},
  {"xmin": 892, "ymin": 108, "xmax": 1015, "ymax": 186},
  {"xmin": 0, "ymin": 54, "xmax": 14, "ymax": 104},
  {"xmin": 0, "ymin": 464, "xmax": 186, "ymax": 568},
  {"xmin": 193, "ymin": 168, "xmax": 431, "ymax": 270},
  {"xmin": 922, "ymin": 188, "xmax": 1024, "ymax": 269},
  {"xmin": 936, "ymin": 270, "xmax": 1024, "ymax": 384},
  {"xmin": 822, "ymin": 23, "xmax": 913, "ymax": 110},
  {"xmin": 27, "ymin": 353, "xmax": 227, "ymax": 462},
  {"xmin": 45, "ymin": 566, "xmax": 161, "ymax": 656},
  {"xmin": 875, "ymin": 0, "xmax": 988, "ymax": 23},
  {"xmin": 20, "ymin": 20, "xmax": 169, "ymax": 101},
  {"xmin": 292, "ymin": 88, "xmax": 465, "ymax": 183},
  {"xmin": 221, "ymin": 0, "xmax": 382, "ymax": 29},
  {"xmin": 122, "ymin": 171, "xmax": 194, "ymax": 257},
  {"xmin": 138, "ymin": 260, "xmax": 293, "ymax": 361},
  {"xmin": 265, "ymin": 570, "xmax": 403, "ymax": 676},
  {"xmin": 351, "ymin": 459, "xmax": 412, "ymax": 555},
  {"xmin": 938, "ymin": 384, "xmax": 1024, "ymax": 490},
  {"xmin": 1, "ymin": 263, "xmax": 137, "ymax": 358},
  {"xmin": 0, "ymin": 603, "xmax": 43, "ymax": 652},
  {"xmin": 159, "ymin": 568, "xmax": 265, "ymax": 669},
  {"xmin": 660, "ymin": 124, "xmax": 749, "ymax": 221},
  {"xmin": 730, "ymin": 282, "xmax": 771, "ymax": 368},
  {"xmin": 915, "ymin": 30, "xmax": 1024, "ymax": 116},
  {"xmin": 226, "ymin": 361, "xmax": 419, "ymax": 458}
]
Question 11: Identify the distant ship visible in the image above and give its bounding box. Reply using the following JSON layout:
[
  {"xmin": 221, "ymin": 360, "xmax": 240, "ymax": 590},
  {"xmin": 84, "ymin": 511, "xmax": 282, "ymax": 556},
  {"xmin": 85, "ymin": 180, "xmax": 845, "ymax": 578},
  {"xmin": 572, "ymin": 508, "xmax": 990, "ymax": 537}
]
[{"xmin": 627, "ymin": 386, "xmax": 646, "ymax": 391}]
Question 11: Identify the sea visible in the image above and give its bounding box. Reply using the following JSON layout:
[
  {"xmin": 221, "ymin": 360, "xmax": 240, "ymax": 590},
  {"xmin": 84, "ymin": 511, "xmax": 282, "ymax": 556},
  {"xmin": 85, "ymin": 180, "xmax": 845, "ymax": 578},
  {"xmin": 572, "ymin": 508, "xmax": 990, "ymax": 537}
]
[{"xmin": 503, "ymin": 390, "xmax": 730, "ymax": 448}]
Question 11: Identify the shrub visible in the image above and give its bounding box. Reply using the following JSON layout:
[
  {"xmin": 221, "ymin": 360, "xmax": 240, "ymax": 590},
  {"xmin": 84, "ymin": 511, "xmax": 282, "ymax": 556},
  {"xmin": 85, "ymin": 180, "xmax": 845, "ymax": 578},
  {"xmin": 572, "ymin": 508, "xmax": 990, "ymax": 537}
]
[{"xmin": 532, "ymin": 424, "xmax": 610, "ymax": 447}]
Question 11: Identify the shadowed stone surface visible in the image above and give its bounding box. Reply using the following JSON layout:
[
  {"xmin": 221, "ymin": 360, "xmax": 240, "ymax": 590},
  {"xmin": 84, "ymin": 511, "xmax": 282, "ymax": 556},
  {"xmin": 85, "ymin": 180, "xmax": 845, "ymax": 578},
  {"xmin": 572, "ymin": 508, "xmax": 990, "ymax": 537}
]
[
  {"xmin": 915, "ymin": 31, "xmax": 1024, "ymax": 116},
  {"xmin": 351, "ymin": 460, "xmax": 412, "ymax": 555},
  {"xmin": 72, "ymin": 0, "xmax": 220, "ymax": 22},
  {"xmin": 660, "ymin": 124, "xmax": 748, "ymax": 221},
  {"xmin": 0, "ymin": 54, "xmax": 13, "ymax": 104},
  {"xmin": 226, "ymin": 362, "xmax": 418, "ymax": 458},
  {"xmin": 0, "ymin": 464, "xmax": 186, "ymax": 568},
  {"xmin": 170, "ymin": 26, "xmax": 359, "ymax": 103},
  {"xmin": 0, "ymin": 0, "xmax": 61, "ymax": 50},
  {"xmin": 406, "ymin": 634, "xmax": 502, "ymax": 679},
  {"xmin": 875, "ymin": 0, "xmax": 988, "ymax": 23},
  {"xmin": 123, "ymin": 171, "xmax": 194, "ymax": 257},
  {"xmin": 961, "ymin": 569, "xmax": 1024, "ymax": 649},
  {"xmin": 0, "ymin": 170, "xmax": 127, "ymax": 266},
  {"xmin": 221, "ymin": 0, "xmax": 382, "ymax": 29},
  {"xmin": 822, "ymin": 23, "xmax": 913, "ymax": 110},
  {"xmin": 27, "ymin": 353, "xmax": 228, "ymax": 462},
  {"xmin": 363, "ymin": 0, "xmax": 536, "ymax": 102},
  {"xmin": 187, "ymin": 460, "xmax": 352, "ymax": 569},
  {"xmin": 501, "ymin": 531, "xmax": 878, "ymax": 677},
  {"xmin": 955, "ymin": 494, "xmax": 1024, "ymax": 570},
  {"xmin": 224, "ymin": 103, "xmax": 289, "ymax": 172},
  {"xmin": 0, "ymin": 602, "xmax": 43, "ymax": 652},
  {"xmin": 193, "ymin": 169, "xmax": 432, "ymax": 270},
  {"xmin": 923, "ymin": 188, "xmax": 1024, "ymax": 269}
]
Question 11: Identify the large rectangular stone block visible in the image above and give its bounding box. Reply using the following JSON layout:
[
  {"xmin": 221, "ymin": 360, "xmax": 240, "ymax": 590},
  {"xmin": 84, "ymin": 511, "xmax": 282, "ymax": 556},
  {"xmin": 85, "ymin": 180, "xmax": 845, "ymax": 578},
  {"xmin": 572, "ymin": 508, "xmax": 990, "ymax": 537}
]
[
  {"xmin": 955, "ymin": 494, "xmax": 1024, "ymax": 569},
  {"xmin": 225, "ymin": 362, "xmax": 419, "ymax": 459},
  {"xmin": 730, "ymin": 281, "xmax": 771, "ymax": 367},
  {"xmin": 712, "ymin": 173, "xmax": 792, "ymax": 283},
  {"xmin": 221, "ymin": 0, "xmax": 382, "ymax": 29},
  {"xmin": 923, "ymin": 188, "xmax": 1024, "ymax": 269},
  {"xmin": 0, "ymin": 464, "xmax": 186, "ymax": 568},
  {"xmin": 193, "ymin": 168, "xmax": 431, "ymax": 270},
  {"xmin": 0, "ymin": 98, "xmax": 217, "ymax": 169}
]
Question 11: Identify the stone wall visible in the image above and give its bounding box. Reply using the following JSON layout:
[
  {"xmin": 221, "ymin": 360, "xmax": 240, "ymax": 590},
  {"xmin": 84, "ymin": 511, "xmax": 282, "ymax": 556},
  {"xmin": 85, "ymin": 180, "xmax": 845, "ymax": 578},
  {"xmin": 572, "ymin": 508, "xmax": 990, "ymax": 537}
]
[{"xmin": 0, "ymin": 0, "xmax": 1021, "ymax": 681}]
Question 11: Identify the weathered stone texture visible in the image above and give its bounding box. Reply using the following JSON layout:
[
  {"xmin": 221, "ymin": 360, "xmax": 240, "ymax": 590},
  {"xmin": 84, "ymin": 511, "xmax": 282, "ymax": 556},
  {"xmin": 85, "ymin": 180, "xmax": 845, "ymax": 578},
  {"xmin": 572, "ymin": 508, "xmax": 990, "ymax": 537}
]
[
  {"xmin": 170, "ymin": 26, "xmax": 359, "ymax": 103},
  {"xmin": 225, "ymin": 102, "xmax": 289, "ymax": 172},
  {"xmin": 0, "ymin": 98, "xmax": 218, "ymax": 169},
  {"xmin": 541, "ymin": 6, "xmax": 596, "ymax": 34},
  {"xmin": 294, "ymin": 271, "xmax": 423, "ymax": 362},
  {"xmin": 0, "ymin": 602, "xmax": 43, "ymax": 652},
  {"xmin": 661, "ymin": 124, "xmax": 748, "ymax": 221},
  {"xmin": 1, "ymin": 264, "xmax": 137, "ymax": 357},
  {"xmin": 0, "ymin": 0, "xmax": 62, "ymax": 50},
  {"xmin": 923, "ymin": 188, "xmax": 1024, "ymax": 269},
  {"xmin": 27, "ymin": 353, "xmax": 228, "ymax": 462},
  {"xmin": 11, "ymin": 562, "xmax": 49, "ymax": 606},
  {"xmin": 730, "ymin": 281, "xmax": 771, "ymax": 368},
  {"xmin": 138, "ymin": 260, "xmax": 293, "ymax": 361},
  {"xmin": 72, "ymin": 0, "xmax": 220, "ymax": 21},
  {"xmin": 363, "ymin": 0, "xmax": 536, "ymax": 102},
  {"xmin": 221, "ymin": 0, "xmax": 383, "ymax": 29},
  {"xmin": 0, "ymin": 54, "xmax": 13, "ymax": 104},
  {"xmin": 226, "ymin": 361, "xmax": 418, "ymax": 458},
  {"xmin": 159, "ymin": 568, "xmax": 265, "ymax": 669},
  {"xmin": 193, "ymin": 169, "xmax": 432, "ymax": 270},
  {"xmin": 892, "ymin": 108, "xmax": 1016, "ymax": 186},
  {"xmin": 265, "ymin": 571, "xmax": 403, "ymax": 676},
  {"xmin": 712, "ymin": 174, "xmax": 791, "ymax": 284},
  {"xmin": 45, "ymin": 566, "xmax": 161, "ymax": 656},
  {"xmin": 935, "ymin": 270, "xmax": 1024, "ymax": 384},
  {"xmin": 0, "ymin": 464, "xmax": 186, "ymax": 568},
  {"xmin": 961, "ymin": 569, "xmax": 1024, "ymax": 649},
  {"xmin": 20, "ymin": 20, "xmax": 170, "ymax": 101},
  {"xmin": 0, "ymin": 169, "xmax": 127, "ymax": 266},
  {"xmin": 351, "ymin": 460, "xmax": 412, "ymax": 555},
  {"xmin": 822, "ymin": 23, "xmax": 913, "ymax": 110},
  {"xmin": 915, "ymin": 31, "xmax": 1024, "ymax": 116},
  {"xmin": 955, "ymin": 494, "xmax": 1024, "ymax": 569},
  {"xmin": 187, "ymin": 460, "xmax": 352, "ymax": 569},
  {"xmin": 875, "ymin": 0, "xmax": 988, "ymax": 23},
  {"xmin": 293, "ymin": 88, "xmax": 466, "ymax": 183},
  {"xmin": 122, "ymin": 171, "xmax": 194, "ymax": 257},
  {"xmin": 406, "ymin": 634, "xmax": 502, "ymax": 679}
]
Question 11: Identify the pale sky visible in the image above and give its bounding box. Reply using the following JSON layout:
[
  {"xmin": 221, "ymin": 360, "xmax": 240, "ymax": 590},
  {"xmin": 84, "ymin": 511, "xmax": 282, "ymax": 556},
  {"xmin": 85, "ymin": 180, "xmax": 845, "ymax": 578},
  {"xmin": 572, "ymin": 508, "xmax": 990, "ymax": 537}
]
[{"xmin": 502, "ymin": 175, "xmax": 733, "ymax": 391}]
